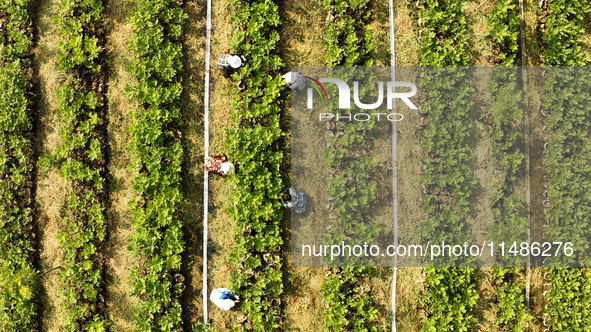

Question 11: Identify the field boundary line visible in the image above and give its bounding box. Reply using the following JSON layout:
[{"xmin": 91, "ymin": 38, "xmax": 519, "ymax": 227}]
[
  {"xmin": 203, "ymin": 0, "xmax": 212, "ymax": 324},
  {"xmin": 388, "ymin": 0, "xmax": 397, "ymax": 331},
  {"xmin": 518, "ymin": 0, "xmax": 531, "ymax": 326}
]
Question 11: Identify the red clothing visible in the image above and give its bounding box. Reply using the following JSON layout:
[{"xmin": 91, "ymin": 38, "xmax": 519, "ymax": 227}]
[{"xmin": 205, "ymin": 154, "xmax": 227, "ymax": 173}]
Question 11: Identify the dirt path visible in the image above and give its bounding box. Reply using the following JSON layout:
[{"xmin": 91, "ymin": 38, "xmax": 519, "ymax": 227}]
[
  {"xmin": 466, "ymin": 0, "xmax": 495, "ymax": 65},
  {"xmin": 275, "ymin": 1, "xmax": 328, "ymax": 331},
  {"xmin": 204, "ymin": 0, "xmax": 240, "ymax": 329},
  {"xmin": 101, "ymin": 1, "xmax": 140, "ymax": 330},
  {"xmin": 31, "ymin": 0, "xmax": 68, "ymax": 330},
  {"xmin": 392, "ymin": 2, "xmax": 424, "ymax": 331},
  {"xmin": 179, "ymin": 0, "xmax": 207, "ymax": 328}
]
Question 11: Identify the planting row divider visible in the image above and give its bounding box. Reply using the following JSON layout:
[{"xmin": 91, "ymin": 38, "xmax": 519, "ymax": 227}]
[
  {"xmin": 202, "ymin": 0, "xmax": 212, "ymax": 324},
  {"xmin": 517, "ymin": 0, "xmax": 531, "ymax": 320},
  {"xmin": 388, "ymin": 0, "xmax": 397, "ymax": 331}
]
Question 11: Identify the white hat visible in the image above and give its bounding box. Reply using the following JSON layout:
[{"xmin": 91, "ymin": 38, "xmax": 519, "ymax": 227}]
[
  {"xmin": 221, "ymin": 162, "xmax": 234, "ymax": 174},
  {"xmin": 228, "ymin": 55, "xmax": 242, "ymax": 69},
  {"xmin": 282, "ymin": 72, "xmax": 298, "ymax": 83}
]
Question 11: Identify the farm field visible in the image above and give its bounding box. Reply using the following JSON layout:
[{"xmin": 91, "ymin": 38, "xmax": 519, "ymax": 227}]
[{"xmin": 0, "ymin": 0, "xmax": 590, "ymax": 332}]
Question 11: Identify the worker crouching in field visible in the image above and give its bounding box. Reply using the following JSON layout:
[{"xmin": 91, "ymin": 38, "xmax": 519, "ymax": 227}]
[
  {"xmin": 280, "ymin": 187, "xmax": 307, "ymax": 214},
  {"xmin": 210, "ymin": 288, "xmax": 240, "ymax": 311},
  {"xmin": 282, "ymin": 72, "xmax": 307, "ymax": 91},
  {"xmin": 205, "ymin": 154, "xmax": 235, "ymax": 177},
  {"xmin": 216, "ymin": 53, "xmax": 246, "ymax": 78}
]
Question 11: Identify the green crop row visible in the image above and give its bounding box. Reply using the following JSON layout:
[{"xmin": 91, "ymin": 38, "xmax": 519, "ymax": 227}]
[
  {"xmin": 418, "ymin": 71, "xmax": 477, "ymax": 332},
  {"xmin": 421, "ymin": 267, "xmax": 478, "ymax": 332},
  {"xmin": 0, "ymin": 1, "xmax": 38, "ymax": 330},
  {"xmin": 321, "ymin": 267, "xmax": 378, "ymax": 331},
  {"xmin": 126, "ymin": 0, "xmax": 188, "ymax": 331},
  {"xmin": 225, "ymin": 0, "xmax": 286, "ymax": 330},
  {"xmin": 415, "ymin": 0, "xmax": 470, "ymax": 66},
  {"xmin": 419, "ymin": 69, "xmax": 476, "ymax": 254},
  {"xmin": 321, "ymin": 2, "xmax": 380, "ymax": 330},
  {"xmin": 40, "ymin": 0, "xmax": 109, "ymax": 330},
  {"xmin": 543, "ymin": 69, "xmax": 591, "ymax": 266},
  {"xmin": 542, "ymin": 69, "xmax": 591, "ymax": 329},
  {"xmin": 542, "ymin": 0, "xmax": 590, "ymax": 66},
  {"xmin": 320, "ymin": 73, "xmax": 380, "ymax": 331},
  {"xmin": 487, "ymin": 69, "xmax": 529, "ymax": 325},
  {"xmin": 487, "ymin": 70, "xmax": 528, "ymax": 265},
  {"xmin": 488, "ymin": 5, "xmax": 529, "ymax": 325},
  {"xmin": 542, "ymin": 2, "xmax": 591, "ymax": 327},
  {"xmin": 323, "ymin": 0, "xmax": 375, "ymax": 66},
  {"xmin": 491, "ymin": 268, "xmax": 529, "ymax": 331},
  {"xmin": 545, "ymin": 268, "xmax": 591, "ymax": 331},
  {"xmin": 415, "ymin": 1, "xmax": 477, "ymax": 330},
  {"xmin": 488, "ymin": 0, "xmax": 520, "ymax": 65}
]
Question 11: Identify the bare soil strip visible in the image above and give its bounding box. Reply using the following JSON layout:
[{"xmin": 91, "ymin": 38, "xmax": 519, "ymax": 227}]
[
  {"xmin": 102, "ymin": 0, "xmax": 140, "ymax": 330},
  {"xmin": 179, "ymin": 0, "xmax": 207, "ymax": 328},
  {"xmin": 31, "ymin": 0, "xmax": 67, "ymax": 330},
  {"xmin": 392, "ymin": 2, "xmax": 424, "ymax": 331},
  {"xmin": 276, "ymin": 1, "xmax": 327, "ymax": 331},
  {"xmin": 205, "ymin": 0, "xmax": 240, "ymax": 329}
]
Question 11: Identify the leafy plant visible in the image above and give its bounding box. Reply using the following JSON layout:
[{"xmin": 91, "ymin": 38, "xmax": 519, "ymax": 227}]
[
  {"xmin": 127, "ymin": 0, "xmax": 188, "ymax": 331},
  {"xmin": 319, "ymin": 3, "xmax": 380, "ymax": 329},
  {"xmin": 488, "ymin": 0, "xmax": 520, "ymax": 65},
  {"xmin": 0, "ymin": 1, "xmax": 39, "ymax": 330},
  {"xmin": 415, "ymin": 0, "xmax": 470, "ymax": 66},
  {"xmin": 545, "ymin": 268, "xmax": 591, "ymax": 331},
  {"xmin": 542, "ymin": 0, "xmax": 591, "ymax": 66},
  {"xmin": 41, "ymin": 0, "xmax": 110, "ymax": 330},
  {"xmin": 412, "ymin": 4, "xmax": 478, "ymax": 329},
  {"xmin": 224, "ymin": 0, "xmax": 286, "ymax": 330}
]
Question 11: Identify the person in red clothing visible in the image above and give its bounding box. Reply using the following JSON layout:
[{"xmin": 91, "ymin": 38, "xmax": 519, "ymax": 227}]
[{"xmin": 205, "ymin": 154, "xmax": 234, "ymax": 177}]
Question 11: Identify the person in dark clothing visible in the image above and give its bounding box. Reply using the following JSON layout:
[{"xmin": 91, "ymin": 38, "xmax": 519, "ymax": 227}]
[
  {"xmin": 217, "ymin": 54, "xmax": 246, "ymax": 78},
  {"xmin": 279, "ymin": 187, "xmax": 307, "ymax": 214},
  {"xmin": 282, "ymin": 71, "xmax": 307, "ymax": 91}
]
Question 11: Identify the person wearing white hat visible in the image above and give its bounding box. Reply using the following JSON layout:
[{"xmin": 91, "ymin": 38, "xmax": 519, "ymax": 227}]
[
  {"xmin": 217, "ymin": 53, "xmax": 246, "ymax": 78},
  {"xmin": 205, "ymin": 154, "xmax": 235, "ymax": 177},
  {"xmin": 210, "ymin": 288, "xmax": 240, "ymax": 311},
  {"xmin": 282, "ymin": 71, "xmax": 307, "ymax": 91}
]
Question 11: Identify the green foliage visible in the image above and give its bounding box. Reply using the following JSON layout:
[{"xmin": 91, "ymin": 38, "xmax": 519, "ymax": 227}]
[
  {"xmin": 487, "ymin": 70, "xmax": 528, "ymax": 265},
  {"xmin": 0, "ymin": 0, "xmax": 33, "ymax": 61},
  {"xmin": 44, "ymin": 0, "xmax": 109, "ymax": 330},
  {"xmin": 492, "ymin": 268, "xmax": 529, "ymax": 331},
  {"xmin": 416, "ymin": 3, "xmax": 476, "ymax": 325},
  {"xmin": 488, "ymin": 0, "xmax": 520, "ymax": 65},
  {"xmin": 0, "ymin": 1, "xmax": 38, "ymax": 330},
  {"xmin": 416, "ymin": 0, "xmax": 470, "ymax": 66},
  {"xmin": 0, "ymin": 261, "xmax": 38, "ymax": 331},
  {"xmin": 542, "ymin": 0, "xmax": 591, "ymax": 66},
  {"xmin": 419, "ymin": 70, "xmax": 476, "ymax": 250},
  {"xmin": 225, "ymin": 0, "xmax": 285, "ymax": 330},
  {"xmin": 323, "ymin": 0, "xmax": 374, "ymax": 66},
  {"xmin": 321, "ymin": 267, "xmax": 378, "ymax": 331},
  {"xmin": 320, "ymin": 3, "xmax": 380, "ymax": 329},
  {"xmin": 421, "ymin": 267, "xmax": 478, "ymax": 332},
  {"xmin": 545, "ymin": 268, "xmax": 591, "ymax": 331},
  {"xmin": 127, "ymin": 0, "xmax": 188, "ymax": 331},
  {"xmin": 54, "ymin": 0, "xmax": 105, "ymax": 72},
  {"xmin": 544, "ymin": 69, "xmax": 591, "ymax": 267}
]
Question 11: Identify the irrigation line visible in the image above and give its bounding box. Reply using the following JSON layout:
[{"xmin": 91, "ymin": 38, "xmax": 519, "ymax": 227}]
[
  {"xmin": 517, "ymin": 0, "xmax": 531, "ymax": 327},
  {"xmin": 202, "ymin": 0, "xmax": 212, "ymax": 324},
  {"xmin": 388, "ymin": 0, "xmax": 397, "ymax": 331}
]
